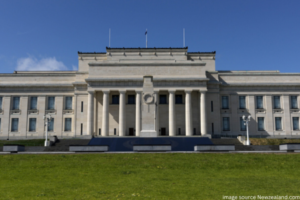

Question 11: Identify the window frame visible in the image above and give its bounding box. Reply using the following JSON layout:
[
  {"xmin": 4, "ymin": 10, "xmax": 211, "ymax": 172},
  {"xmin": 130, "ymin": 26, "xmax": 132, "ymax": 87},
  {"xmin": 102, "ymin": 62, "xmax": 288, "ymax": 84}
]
[
  {"xmin": 127, "ymin": 95, "xmax": 135, "ymax": 105},
  {"xmin": 222, "ymin": 117, "xmax": 230, "ymax": 131},
  {"xmin": 159, "ymin": 95, "xmax": 167, "ymax": 104},
  {"xmin": 239, "ymin": 96, "xmax": 246, "ymax": 109},
  {"xmin": 64, "ymin": 118, "xmax": 72, "ymax": 132},
  {"xmin": 291, "ymin": 96, "xmax": 298, "ymax": 109},
  {"xmin": 64, "ymin": 96, "xmax": 73, "ymax": 110},
  {"xmin": 273, "ymin": 96, "xmax": 281, "ymax": 109},
  {"xmin": 112, "ymin": 95, "xmax": 119, "ymax": 105},
  {"xmin": 275, "ymin": 117, "xmax": 282, "ymax": 131},
  {"xmin": 221, "ymin": 96, "xmax": 229, "ymax": 109},
  {"xmin": 29, "ymin": 96, "xmax": 38, "ymax": 110},
  {"xmin": 258, "ymin": 117, "xmax": 265, "ymax": 131},
  {"xmin": 11, "ymin": 118, "xmax": 19, "ymax": 132},
  {"xmin": 29, "ymin": 118, "xmax": 37, "ymax": 132},
  {"xmin": 256, "ymin": 96, "xmax": 264, "ymax": 109},
  {"xmin": 175, "ymin": 95, "xmax": 183, "ymax": 104},
  {"xmin": 47, "ymin": 96, "xmax": 55, "ymax": 110},
  {"xmin": 12, "ymin": 96, "xmax": 20, "ymax": 110}
]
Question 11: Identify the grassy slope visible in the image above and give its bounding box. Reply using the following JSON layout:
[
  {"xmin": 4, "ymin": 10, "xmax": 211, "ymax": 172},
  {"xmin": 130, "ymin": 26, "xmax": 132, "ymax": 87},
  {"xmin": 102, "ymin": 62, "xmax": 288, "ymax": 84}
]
[
  {"xmin": 0, "ymin": 139, "xmax": 44, "ymax": 147},
  {"xmin": 250, "ymin": 138, "xmax": 300, "ymax": 145},
  {"xmin": 0, "ymin": 154, "xmax": 300, "ymax": 200}
]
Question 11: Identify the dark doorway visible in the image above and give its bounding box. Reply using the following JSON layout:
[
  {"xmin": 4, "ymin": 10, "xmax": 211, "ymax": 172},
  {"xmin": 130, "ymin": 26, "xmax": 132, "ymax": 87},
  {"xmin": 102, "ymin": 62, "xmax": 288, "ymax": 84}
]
[
  {"xmin": 129, "ymin": 128, "xmax": 134, "ymax": 136},
  {"xmin": 161, "ymin": 128, "xmax": 166, "ymax": 136}
]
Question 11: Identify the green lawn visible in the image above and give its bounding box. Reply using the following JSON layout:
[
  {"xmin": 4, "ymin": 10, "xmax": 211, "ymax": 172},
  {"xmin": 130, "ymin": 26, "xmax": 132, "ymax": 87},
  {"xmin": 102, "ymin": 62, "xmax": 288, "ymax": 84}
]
[
  {"xmin": 1, "ymin": 154, "xmax": 300, "ymax": 200},
  {"xmin": 0, "ymin": 139, "xmax": 44, "ymax": 147}
]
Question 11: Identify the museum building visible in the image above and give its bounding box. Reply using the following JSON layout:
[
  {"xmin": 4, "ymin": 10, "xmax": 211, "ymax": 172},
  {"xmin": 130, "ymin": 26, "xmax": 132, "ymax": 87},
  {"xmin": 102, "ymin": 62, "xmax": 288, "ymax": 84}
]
[{"xmin": 0, "ymin": 47, "xmax": 300, "ymax": 139}]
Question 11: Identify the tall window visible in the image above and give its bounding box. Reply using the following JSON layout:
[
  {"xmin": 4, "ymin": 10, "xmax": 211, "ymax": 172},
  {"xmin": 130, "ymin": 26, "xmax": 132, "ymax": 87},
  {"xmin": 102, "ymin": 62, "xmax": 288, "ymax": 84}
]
[
  {"xmin": 65, "ymin": 97, "xmax": 72, "ymax": 110},
  {"xmin": 128, "ymin": 95, "xmax": 135, "ymax": 104},
  {"xmin": 48, "ymin": 97, "xmax": 55, "ymax": 110},
  {"xmin": 29, "ymin": 118, "xmax": 36, "ymax": 132},
  {"xmin": 11, "ymin": 118, "xmax": 19, "ymax": 132},
  {"xmin": 0, "ymin": 97, "xmax": 2, "ymax": 110},
  {"xmin": 64, "ymin": 118, "xmax": 72, "ymax": 131},
  {"xmin": 160, "ymin": 95, "xmax": 167, "ymax": 104},
  {"xmin": 222, "ymin": 96, "xmax": 229, "ymax": 109},
  {"xmin": 239, "ymin": 96, "xmax": 246, "ymax": 109},
  {"xmin": 0, "ymin": 118, "xmax": 1, "ymax": 131},
  {"xmin": 211, "ymin": 101, "xmax": 213, "ymax": 112},
  {"xmin": 256, "ymin": 96, "xmax": 263, "ymax": 109},
  {"xmin": 258, "ymin": 117, "xmax": 265, "ymax": 131},
  {"xmin": 291, "ymin": 96, "xmax": 298, "ymax": 109},
  {"xmin": 275, "ymin": 117, "xmax": 282, "ymax": 131},
  {"xmin": 30, "ymin": 97, "xmax": 38, "ymax": 110},
  {"xmin": 240, "ymin": 117, "xmax": 246, "ymax": 131},
  {"xmin": 48, "ymin": 118, "xmax": 54, "ymax": 131},
  {"xmin": 273, "ymin": 96, "xmax": 281, "ymax": 109},
  {"xmin": 112, "ymin": 95, "xmax": 119, "ymax": 104},
  {"xmin": 12, "ymin": 97, "xmax": 20, "ymax": 110},
  {"xmin": 293, "ymin": 117, "xmax": 299, "ymax": 130},
  {"xmin": 223, "ymin": 117, "xmax": 230, "ymax": 131},
  {"xmin": 175, "ymin": 95, "xmax": 183, "ymax": 104}
]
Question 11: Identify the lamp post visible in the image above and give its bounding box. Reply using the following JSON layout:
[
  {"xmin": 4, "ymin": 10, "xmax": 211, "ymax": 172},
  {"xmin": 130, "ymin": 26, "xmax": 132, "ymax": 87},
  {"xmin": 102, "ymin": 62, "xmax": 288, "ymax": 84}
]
[
  {"xmin": 43, "ymin": 114, "xmax": 52, "ymax": 147},
  {"xmin": 242, "ymin": 115, "xmax": 251, "ymax": 146}
]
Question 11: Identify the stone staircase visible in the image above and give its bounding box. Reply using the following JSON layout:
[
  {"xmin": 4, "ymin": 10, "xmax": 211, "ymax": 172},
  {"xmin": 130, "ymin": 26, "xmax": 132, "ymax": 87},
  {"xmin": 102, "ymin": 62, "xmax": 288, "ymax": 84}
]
[{"xmin": 45, "ymin": 139, "xmax": 90, "ymax": 151}]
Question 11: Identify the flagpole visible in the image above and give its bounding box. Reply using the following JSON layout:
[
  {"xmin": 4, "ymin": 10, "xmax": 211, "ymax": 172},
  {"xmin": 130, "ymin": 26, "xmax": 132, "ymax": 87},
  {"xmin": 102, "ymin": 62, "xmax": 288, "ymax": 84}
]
[{"xmin": 146, "ymin": 29, "xmax": 147, "ymax": 48}]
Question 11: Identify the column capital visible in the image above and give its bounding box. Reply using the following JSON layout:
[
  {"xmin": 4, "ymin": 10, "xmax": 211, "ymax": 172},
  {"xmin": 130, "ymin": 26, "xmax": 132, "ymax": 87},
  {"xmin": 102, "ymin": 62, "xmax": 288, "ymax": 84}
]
[
  {"xmin": 102, "ymin": 90, "xmax": 110, "ymax": 94},
  {"xmin": 199, "ymin": 90, "xmax": 207, "ymax": 93},
  {"xmin": 135, "ymin": 90, "xmax": 142, "ymax": 94},
  {"xmin": 185, "ymin": 89, "xmax": 192, "ymax": 93},
  {"xmin": 168, "ymin": 89, "xmax": 176, "ymax": 93},
  {"xmin": 87, "ymin": 91, "xmax": 95, "ymax": 94},
  {"xmin": 119, "ymin": 90, "xmax": 126, "ymax": 94}
]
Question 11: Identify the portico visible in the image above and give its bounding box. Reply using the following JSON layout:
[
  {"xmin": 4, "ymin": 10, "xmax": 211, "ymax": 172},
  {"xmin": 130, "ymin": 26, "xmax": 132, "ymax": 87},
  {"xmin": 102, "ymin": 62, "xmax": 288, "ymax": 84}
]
[{"xmin": 86, "ymin": 88, "xmax": 208, "ymax": 137}]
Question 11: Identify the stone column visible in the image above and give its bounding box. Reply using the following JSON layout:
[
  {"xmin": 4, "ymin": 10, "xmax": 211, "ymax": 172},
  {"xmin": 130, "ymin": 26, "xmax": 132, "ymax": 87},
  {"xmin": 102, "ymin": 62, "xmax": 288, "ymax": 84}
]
[
  {"xmin": 87, "ymin": 91, "xmax": 94, "ymax": 135},
  {"xmin": 135, "ymin": 91, "xmax": 141, "ymax": 136},
  {"xmin": 185, "ymin": 90, "xmax": 192, "ymax": 136},
  {"xmin": 102, "ymin": 91, "xmax": 109, "ymax": 136},
  {"xmin": 200, "ymin": 91, "xmax": 207, "ymax": 135},
  {"xmin": 119, "ymin": 90, "xmax": 125, "ymax": 136},
  {"xmin": 169, "ymin": 90, "xmax": 176, "ymax": 136},
  {"xmin": 154, "ymin": 91, "xmax": 159, "ymax": 134}
]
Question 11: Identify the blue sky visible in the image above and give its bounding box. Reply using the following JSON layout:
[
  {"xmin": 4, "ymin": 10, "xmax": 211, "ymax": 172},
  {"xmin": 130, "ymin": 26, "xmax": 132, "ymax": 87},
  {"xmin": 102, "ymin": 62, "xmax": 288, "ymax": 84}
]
[{"xmin": 0, "ymin": 0, "xmax": 300, "ymax": 73}]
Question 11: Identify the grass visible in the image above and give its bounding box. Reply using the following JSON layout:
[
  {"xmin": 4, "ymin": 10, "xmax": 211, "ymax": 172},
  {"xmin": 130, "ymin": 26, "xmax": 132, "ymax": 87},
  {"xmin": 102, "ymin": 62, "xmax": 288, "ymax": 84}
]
[
  {"xmin": 0, "ymin": 139, "xmax": 44, "ymax": 147},
  {"xmin": 250, "ymin": 138, "xmax": 300, "ymax": 145},
  {"xmin": 0, "ymin": 154, "xmax": 300, "ymax": 200}
]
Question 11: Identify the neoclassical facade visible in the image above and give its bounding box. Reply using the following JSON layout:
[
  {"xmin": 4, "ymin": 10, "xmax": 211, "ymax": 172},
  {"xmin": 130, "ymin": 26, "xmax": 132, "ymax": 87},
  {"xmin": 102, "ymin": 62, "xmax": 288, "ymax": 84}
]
[{"xmin": 0, "ymin": 47, "xmax": 300, "ymax": 139}]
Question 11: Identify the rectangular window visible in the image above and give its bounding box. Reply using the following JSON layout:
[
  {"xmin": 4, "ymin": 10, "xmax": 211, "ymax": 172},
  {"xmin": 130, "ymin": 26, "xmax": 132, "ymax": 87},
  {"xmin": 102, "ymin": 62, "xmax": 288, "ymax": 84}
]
[
  {"xmin": 293, "ymin": 117, "xmax": 299, "ymax": 130},
  {"xmin": 12, "ymin": 97, "xmax": 20, "ymax": 110},
  {"xmin": 114, "ymin": 128, "xmax": 116, "ymax": 135},
  {"xmin": 273, "ymin": 96, "xmax": 281, "ymax": 109},
  {"xmin": 178, "ymin": 128, "xmax": 181, "ymax": 135},
  {"xmin": 98, "ymin": 128, "xmax": 101, "ymax": 136},
  {"xmin": 112, "ymin": 95, "xmax": 119, "ymax": 104},
  {"xmin": 258, "ymin": 117, "xmax": 265, "ymax": 131},
  {"xmin": 240, "ymin": 117, "xmax": 246, "ymax": 131},
  {"xmin": 65, "ymin": 96, "xmax": 72, "ymax": 110},
  {"xmin": 193, "ymin": 128, "xmax": 196, "ymax": 135},
  {"xmin": 275, "ymin": 117, "xmax": 282, "ymax": 131},
  {"xmin": 256, "ymin": 96, "xmax": 263, "ymax": 109},
  {"xmin": 48, "ymin": 118, "xmax": 54, "ymax": 132},
  {"xmin": 81, "ymin": 123, "xmax": 83, "ymax": 135},
  {"xmin": 128, "ymin": 95, "xmax": 135, "ymax": 104},
  {"xmin": 11, "ymin": 118, "xmax": 19, "ymax": 132},
  {"xmin": 29, "ymin": 118, "xmax": 36, "ymax": 132},
  {"xmin": 212, "ymin": 123, "xmax": 214, "ymax": 134},
  {"xmin": 175, "ymin": 95, "xmax": 183, "ymax": 104},
  {"xmin": 223, "ymin": 117, "xmax": 230, "ymax": 131},
  {"xmin": 48, "ymin": 97, "xmax": 55, "ymax": 110},
  {"xmin": 30, "ymin": 97, "xmax": 38, "ymax": 110},
  {"xmin": 211, "ymin": 101, "xmax": 213, "ymax": 112},
  {"xmin": 222, "ymin": 96, "xmax": 229, "ymax": 109},
  {"xmin": 239, "ymin": 96, "xmax": 246, "ymax": 109},
  {"xmin": 81, "ymin": 101, "xmax": 83, "ymax": 112},
  {"xmin": 291, "ymin": 96, "xmax": 298, "ymax": 109},
  {"xmin": 64, "ymin": 118, "xmax": 72, "ymax": 131},
  {"xmin": 0, "ymin": 97, "xmax": 3, "ymax": 110},
  {"xmin": 159, "ymin": 95, "xmax": 167, "ymax": 104}
]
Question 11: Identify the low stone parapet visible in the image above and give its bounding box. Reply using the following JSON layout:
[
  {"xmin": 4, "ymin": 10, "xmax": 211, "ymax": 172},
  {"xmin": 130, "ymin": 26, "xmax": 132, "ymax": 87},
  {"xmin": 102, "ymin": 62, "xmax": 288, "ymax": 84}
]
[
  {"xmin": 279, "ymin": 144, "xmax": 300, "ymax": 151},
  {"xmin": 133, "ymin": 145, "xmax": 172, "ymax": 152},
  {"xmin": 194, "ymin": 145, "xmax": 235, "ymax": 151},
  {"xmin": 3, "ymin": 145, "xmax": 25, "ymax": 152},
  {"xmin": 69, "ymin": 146, "xmax": 108, "ymax": 152}
]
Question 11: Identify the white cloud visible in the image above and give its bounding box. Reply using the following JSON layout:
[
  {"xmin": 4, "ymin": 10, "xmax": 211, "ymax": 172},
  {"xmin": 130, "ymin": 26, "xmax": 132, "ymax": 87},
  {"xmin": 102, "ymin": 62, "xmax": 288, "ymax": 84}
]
[{"xmin": 16, "ymin": 57, "xmax": 68, "ymax": 71}]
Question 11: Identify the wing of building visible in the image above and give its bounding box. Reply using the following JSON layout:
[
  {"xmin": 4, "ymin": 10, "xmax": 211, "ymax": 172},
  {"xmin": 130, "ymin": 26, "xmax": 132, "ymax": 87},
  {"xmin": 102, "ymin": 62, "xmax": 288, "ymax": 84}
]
[{"xmin": 1, "ymin": 47, "xmax": 299, "ymax": 139}]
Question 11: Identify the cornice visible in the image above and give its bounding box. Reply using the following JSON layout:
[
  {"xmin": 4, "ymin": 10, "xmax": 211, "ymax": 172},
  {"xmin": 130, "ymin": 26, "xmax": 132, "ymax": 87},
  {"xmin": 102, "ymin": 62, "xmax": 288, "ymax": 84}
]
[
  {"xmin": 88, "ymin": 62, "xmax": 206, "ymax": 67},
  {"xmin": 0, "ymin": 83, "xmax": 74, "ymax": 87}
]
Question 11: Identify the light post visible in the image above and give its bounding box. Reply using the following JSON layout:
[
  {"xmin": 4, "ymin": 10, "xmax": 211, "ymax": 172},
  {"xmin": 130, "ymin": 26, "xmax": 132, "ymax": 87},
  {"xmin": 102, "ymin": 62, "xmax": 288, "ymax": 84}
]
[
  {"xmin": 43, "ymin": 115, "xmax": 52, "ymax": 147},
  {"xmin": 242, "ymin": 115, "xmax": 251, "ymax": 146}
]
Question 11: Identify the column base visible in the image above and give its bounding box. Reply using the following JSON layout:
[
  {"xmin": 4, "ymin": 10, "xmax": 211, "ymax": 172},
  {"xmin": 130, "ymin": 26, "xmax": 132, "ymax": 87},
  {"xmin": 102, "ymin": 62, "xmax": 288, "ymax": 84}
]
[{"xmin": 140, "ymin": 130, "xmax": 157, "ymax": 137}]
